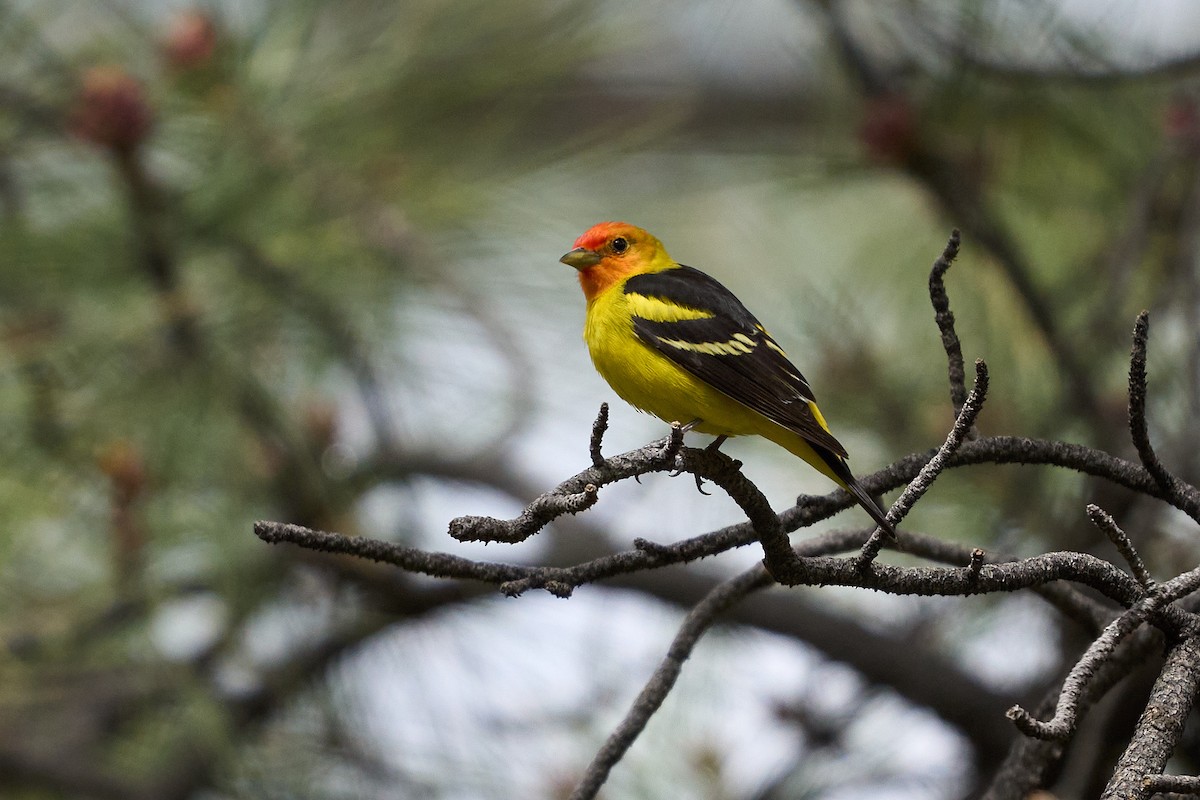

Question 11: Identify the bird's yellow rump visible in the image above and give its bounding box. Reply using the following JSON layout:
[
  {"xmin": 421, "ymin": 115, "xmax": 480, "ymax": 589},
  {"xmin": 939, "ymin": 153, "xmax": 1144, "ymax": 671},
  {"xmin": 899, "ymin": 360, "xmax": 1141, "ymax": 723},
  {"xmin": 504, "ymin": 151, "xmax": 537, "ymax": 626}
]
[{"xmin": 561, "ymin": 221, "xmax": 895, "ymax": 536}]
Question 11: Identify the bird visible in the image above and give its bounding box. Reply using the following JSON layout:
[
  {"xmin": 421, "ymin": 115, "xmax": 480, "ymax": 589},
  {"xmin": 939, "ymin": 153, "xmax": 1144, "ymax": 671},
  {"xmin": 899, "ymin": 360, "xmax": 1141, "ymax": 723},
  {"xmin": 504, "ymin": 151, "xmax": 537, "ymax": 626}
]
[{"xmin": 560, "ymin": 221, "xmax": 895, "ymax": 537}]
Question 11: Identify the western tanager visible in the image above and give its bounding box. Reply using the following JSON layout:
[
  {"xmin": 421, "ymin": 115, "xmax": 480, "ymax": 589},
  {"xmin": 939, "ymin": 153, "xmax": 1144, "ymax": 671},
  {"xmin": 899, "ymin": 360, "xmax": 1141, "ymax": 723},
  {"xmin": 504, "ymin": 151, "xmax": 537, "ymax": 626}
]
[{"xmin": 561, "ymin": 221, "xmax": 895, "ymax": 537}]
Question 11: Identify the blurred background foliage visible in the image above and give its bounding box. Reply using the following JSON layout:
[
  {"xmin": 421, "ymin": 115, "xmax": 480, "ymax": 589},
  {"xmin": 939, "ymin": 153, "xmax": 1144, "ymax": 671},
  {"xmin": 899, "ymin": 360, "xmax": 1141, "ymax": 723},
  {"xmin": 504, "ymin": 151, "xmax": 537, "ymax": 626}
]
[{"xmin": 4, "ymin": 0, "xmax": 1200, "ymax": 798}]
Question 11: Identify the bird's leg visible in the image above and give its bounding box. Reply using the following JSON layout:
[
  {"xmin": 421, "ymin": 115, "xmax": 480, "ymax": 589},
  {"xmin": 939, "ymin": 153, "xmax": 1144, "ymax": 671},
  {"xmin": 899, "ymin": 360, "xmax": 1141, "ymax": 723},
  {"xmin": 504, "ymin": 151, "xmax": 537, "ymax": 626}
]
[
  {"xmin": 686, "ymin": 434, "xmax": 730, "ymax": 495},
  {"xmin": 705, "ymin": 434, "xmax": 729, "ymax": 453}
]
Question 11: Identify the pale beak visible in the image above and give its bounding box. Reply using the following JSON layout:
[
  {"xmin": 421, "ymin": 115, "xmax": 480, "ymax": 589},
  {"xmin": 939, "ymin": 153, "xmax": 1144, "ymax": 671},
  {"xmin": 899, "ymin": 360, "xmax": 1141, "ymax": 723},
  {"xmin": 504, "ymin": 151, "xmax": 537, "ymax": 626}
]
[{"xmin": 560, "ymin": 247, "xmax": 601, "ymax": 270}]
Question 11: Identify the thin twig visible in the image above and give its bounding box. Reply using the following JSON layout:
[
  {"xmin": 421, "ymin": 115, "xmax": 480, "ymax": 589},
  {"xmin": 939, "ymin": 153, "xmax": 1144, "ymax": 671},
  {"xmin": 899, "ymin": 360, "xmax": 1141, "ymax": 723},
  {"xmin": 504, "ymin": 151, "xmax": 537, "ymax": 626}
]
[
  {"xmin": 446, "ymin": 432, "xmax": 679, "ymax": 544},
  {"xmin": 1008, "ymin": 565, "xmax": 1200, "ymax": 741},
  {"xmin": 928, "ymin": 229, "xmax": 970, "ymax": 422},
  {"xmin": 1127, "ymin": 310, "xmax": 1197, "ymax": 522},
  {"xmin": 1087, "ymin": 504, "xmax": 1155, "ymax": 590},
  {"xmin": 255, "ymin": 521, "xmax": 534, "ymax": 583},
  {"xmin": 884, "ymin": 436, "xmax": 1200, "ymax": 522},
  {"xmin": 449, "ymin": 483, "xmax": 599, "ymax": 545},
  {"xmin": 1006, "ymin": 609, "xmax": 1153, "ymax": 742},
  {"xmin": 1128, "ymin": 310, "xmax": 1162, "ymax": 483},
  {"xmin": 1143, "ymin": 774, "xmax": 1200, "ymax": 794},
  {"xmin": 568, "ymin": 566, "xmax": 770, "ymax": 800},
  {"xmin": 589, "ymin": 403, "xmax": 609, "ymax": 468},
  {"xmin": 967, "ymin": 548, "xmax": 985, "ymax": 582},
  {"xmin": 980, "ymin": 626, "xmax": 1165, "ymax": 800},
  {"xmin": 855, "ymin": 360, "xmax": 988, "ymax": 569},
  {"xmin": 676, "ymin": 448, "xmax": 790, "ymax": 572}
]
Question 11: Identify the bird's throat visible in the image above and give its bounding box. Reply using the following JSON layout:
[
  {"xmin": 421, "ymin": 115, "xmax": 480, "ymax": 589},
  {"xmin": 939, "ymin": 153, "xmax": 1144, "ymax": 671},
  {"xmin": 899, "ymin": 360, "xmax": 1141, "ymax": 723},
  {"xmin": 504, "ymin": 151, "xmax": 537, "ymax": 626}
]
[{"xmin": 578, "ymin": 261, "xmax": 629, "ymax": 303}]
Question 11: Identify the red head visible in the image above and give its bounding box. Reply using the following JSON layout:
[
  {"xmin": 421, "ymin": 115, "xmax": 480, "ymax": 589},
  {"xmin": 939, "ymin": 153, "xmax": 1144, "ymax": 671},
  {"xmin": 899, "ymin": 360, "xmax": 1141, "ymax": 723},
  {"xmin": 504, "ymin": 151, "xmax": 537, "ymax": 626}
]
[{"xmin": 560, "ymin": 222, "xmax": 672, "ymax": 302}]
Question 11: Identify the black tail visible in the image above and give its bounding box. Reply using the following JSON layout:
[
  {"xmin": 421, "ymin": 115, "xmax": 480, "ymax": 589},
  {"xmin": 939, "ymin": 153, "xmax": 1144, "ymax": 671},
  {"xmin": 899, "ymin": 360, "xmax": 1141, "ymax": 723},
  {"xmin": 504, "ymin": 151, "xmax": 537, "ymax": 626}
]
[
  {"xmin": 842, "ymin": 476, "xmax": 896, "ymax": 538},
  {"xmin": 818, "ymin": 450, "xmax": 896, "ymax": 538}
]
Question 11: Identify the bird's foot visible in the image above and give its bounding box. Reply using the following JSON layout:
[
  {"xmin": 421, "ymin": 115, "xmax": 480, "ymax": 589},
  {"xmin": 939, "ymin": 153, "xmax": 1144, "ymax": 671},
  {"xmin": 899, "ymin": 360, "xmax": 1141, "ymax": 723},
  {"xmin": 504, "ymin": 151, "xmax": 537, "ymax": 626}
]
[{"xmin": 668, "ymin": 421, "xmax": 721, "ymax": 495}]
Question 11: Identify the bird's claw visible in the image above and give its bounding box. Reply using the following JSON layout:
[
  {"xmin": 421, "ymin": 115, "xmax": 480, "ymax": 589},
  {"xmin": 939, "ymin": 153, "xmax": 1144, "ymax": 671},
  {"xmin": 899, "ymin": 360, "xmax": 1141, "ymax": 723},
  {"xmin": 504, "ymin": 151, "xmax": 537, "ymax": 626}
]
[
  {"xmin": 667, "ymin": 459, "xmax": 712, "ymax": 495},
  {"xmin": 668, "ymin": 452, "xmax": 687, "ymax": 477}
]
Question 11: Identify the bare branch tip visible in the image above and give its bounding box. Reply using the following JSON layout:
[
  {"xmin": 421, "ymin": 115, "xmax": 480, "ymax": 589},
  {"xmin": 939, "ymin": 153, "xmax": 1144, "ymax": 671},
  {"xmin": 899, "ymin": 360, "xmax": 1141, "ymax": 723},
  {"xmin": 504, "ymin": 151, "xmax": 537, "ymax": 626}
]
[
  {"xmin": 1124, "ymin": 309, "xmax": 1195, "ymax": 513},
  {"xmin": 968, "ymin": 547, "xmax": 985, "ymax": 579},
  {"xmin": 253, "ymin": 520, "xmax": 275, "ymax": 542},
  {"xmin": 963, "ymin": 360, "xmax": 989, "ymax": 410},
  {"xmin": 590, "ymin": 403, "xmax": 610, "ymax": 467},
  {"xmin": 1129, "ymin": 313, "xmax": 1150, "ymax": 386},
  {"xmin": 873, "ymin": 357, "xmax": 987, "ymax": 536},
  {"xmin": 253, "ymin": 520, "xmax": 307, "ymax": 546},
  {"xmin": 659, "ymin": 423, "xmax": 686, "ymax": 462},
  {"xmin": 564, "ymin": 484, "xmax": 600, "ymax": 516},
  {"xmin": 1085, "ymin": 503, "xmax": 1110, "ymax": 524},
  {"xmin": 634, "ymin": 538, "xmax": 673, "ymax": 557},
  {"xmin": 447, "ymin": 515, "xmax": 492, "ymax": 542},
  {"xmin": 1144, "ymin": 774, "xmax": 1200, "ymax": 793},
  {"xmin": 942, "ymin": 228, "xmax": 961, "ymax": 258},
  {"xmin": 1006, "ymin": 705, "xmax": 1070, "ymax": 741},
  {"xmin": 1005, "ymin": 705, "xmax": 1040, "ymax": 735},
  {"xmin": 1131, "ymin": 313, "xmax": 1150, "ymax": 356},
  {"xmin": 950, "ymin": 359, "xmax": 988, "ymax": 433},
  {"xmin": 926, "ymin": 233, "xmax": 969, "ymax": 420},
  {"xmin": 1129, "ymin": 314, "xmax": 1150, "ymax": 384},
  {"xmin": 1087, "ymin": 504, "xmax": 1155, "ymax": 590},
  {"xmin": 930, "ymin": 229, "xmax": 962, "ymax": 280}
]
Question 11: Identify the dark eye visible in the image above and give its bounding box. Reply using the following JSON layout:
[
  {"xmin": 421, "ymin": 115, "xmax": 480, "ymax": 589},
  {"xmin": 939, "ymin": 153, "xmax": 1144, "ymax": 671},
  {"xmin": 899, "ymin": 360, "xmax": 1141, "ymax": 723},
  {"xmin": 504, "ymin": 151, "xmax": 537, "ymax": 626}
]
[{"xmin": 611, "ymin": 237, "xmax": 628, "ymax": 254}]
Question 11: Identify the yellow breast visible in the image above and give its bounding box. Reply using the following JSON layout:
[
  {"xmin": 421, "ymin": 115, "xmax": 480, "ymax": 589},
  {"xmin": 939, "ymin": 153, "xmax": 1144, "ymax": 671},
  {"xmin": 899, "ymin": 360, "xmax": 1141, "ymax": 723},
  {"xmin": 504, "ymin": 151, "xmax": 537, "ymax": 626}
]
[{"xmin": 584, "ymin": 287, "xmax": 753, "ymax": 437}]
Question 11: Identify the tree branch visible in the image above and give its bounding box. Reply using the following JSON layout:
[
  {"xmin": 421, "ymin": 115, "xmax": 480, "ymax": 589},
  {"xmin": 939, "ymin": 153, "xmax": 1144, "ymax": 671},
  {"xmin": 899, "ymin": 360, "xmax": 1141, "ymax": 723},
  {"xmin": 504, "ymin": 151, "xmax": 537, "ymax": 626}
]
[
  {"xmin": 1008, "ymin": 565, "xmax": 1200, "ymax": 741},
  {"xmin": 1102, "ymin": 635, "xmax": 1200, "ymax": 799},
  {"xmin": 246, "ymin": 225, "xmax": 1200, "ymax": 800},
  {"xmin": 568, "ymin": 566, "xmax": 770, "ymax": 800},
  {"xmin": 1088, "ymin": 504, "xmax": 1155, "ymax": 591},
  {"xmin": 928, "ymin": 228, "xmax": 970, "ymax": 421},
  {"xmin": 1127, "ymin": 310, "xmax": 1199, "ymax": 522},
  {"xmin": 448, "ymin": 423, "xmax": 684, "ymax": 545},
  {"xmin": 979, "ymin": 626, "xmax": 1165, "ymax": 800},
  {"xmin": 853, "ymin": 359, "xmax": 988, "ymax": 568},
  {"xmin": 257, "ymin": 424, "xmax": 1200, "ymax": 604},
  {"xmin": 589, "ymin": 402, "xmax": 609, "ymax": 468}
]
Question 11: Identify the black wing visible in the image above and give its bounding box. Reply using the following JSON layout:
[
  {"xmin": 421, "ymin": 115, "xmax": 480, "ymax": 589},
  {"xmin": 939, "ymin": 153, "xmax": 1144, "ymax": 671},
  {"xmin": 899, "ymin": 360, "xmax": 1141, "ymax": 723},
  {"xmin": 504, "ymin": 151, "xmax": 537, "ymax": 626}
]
[{"xmin": 624, "ymin": 266, "xmax": 848, "ymax": 459}]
